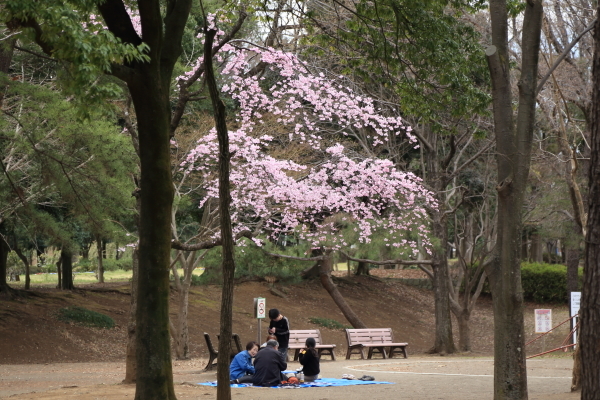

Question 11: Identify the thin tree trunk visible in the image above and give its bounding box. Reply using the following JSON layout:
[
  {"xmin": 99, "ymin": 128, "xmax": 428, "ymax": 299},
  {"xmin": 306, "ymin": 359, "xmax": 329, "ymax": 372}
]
[
  {"xmin": 0, "ymin": 232, "xmax": 14, "ymax": 296},
  {"xmin": 580, "ymin": 11, "xmax": 600, "ymax": 399},
  {"xmin": 486, "ymin": 1, "xmax": 543, "ymax": 398},
  {"xmin": 14, "ymin": 247, "xmax": 30, "ymax": 290},
  {"xmin": 56, "ymin": 256, "xmax": 62, "ymax": 289},
  {"xmin": 319, "ymin": 251, "xmax": 366, "ymax": 329},
  {"xmin": 96, "ymin": 236, "xmax": 105, "ymax": 283},
  {"xmin": 61, "ymin": 249, "xmax": 74, "ymax": 290},
  {"xmin": 204, "ymin": 27, "xmax": 235, "ymax": 400},
  {"xmin": 530, "ymin": 231, "xmax": 543, "ymax": 262},
  {"xmin": 174, "ymin": 285, "xmax": 190, "ymax": 359},
  {"xmin": 123, "ymin": 247, "xmax": 139, "ymax": 384},
  {"xmin": 430, "ymin": 210, "xmax": 455, "ymax": 355}
]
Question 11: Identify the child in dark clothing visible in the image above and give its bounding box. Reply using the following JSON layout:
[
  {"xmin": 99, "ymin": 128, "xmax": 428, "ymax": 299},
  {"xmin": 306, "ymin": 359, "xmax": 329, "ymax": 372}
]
[
  {"xmin": 298, "ymin": 337, "xmax": 320, "ymax": 382},
  {"xmin": 268, "ymin": 308, "xmax": 290, "ymax": 358}
]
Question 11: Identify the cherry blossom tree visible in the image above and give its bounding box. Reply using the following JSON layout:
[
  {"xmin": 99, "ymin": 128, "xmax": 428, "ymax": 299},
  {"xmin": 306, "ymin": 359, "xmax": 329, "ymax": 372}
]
[{"xmin": 178, "ymin": 42, "xmax": 436, "ymax": 328}]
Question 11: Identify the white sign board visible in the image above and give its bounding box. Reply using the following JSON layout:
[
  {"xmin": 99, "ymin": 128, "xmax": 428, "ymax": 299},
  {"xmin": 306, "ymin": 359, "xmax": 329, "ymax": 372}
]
[
  {"xmin": 254, "ymin": 297, "xmax": 266, "ymax": 319},
  {"xmin": 535, "ymin": 309, "xmax": 552, "ymax": 333},
  {"xmin": 571, "ymin": 292, "xmax": 581, "ymax": 317}
]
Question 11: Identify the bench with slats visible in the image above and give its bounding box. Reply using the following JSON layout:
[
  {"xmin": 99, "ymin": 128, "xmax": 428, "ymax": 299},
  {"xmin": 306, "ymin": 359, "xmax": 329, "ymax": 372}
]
[
  {"xmin": 345, "ymin": 328, "xmax": 408, "ymax": 359},
  {"xmin": 288, "ymin": 329, "xmax": 336, "ymax": 361}
]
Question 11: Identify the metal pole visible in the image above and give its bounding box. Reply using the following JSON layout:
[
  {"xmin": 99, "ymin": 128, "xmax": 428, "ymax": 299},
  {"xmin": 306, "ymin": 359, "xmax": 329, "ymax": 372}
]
[{"xmin": 258, "ymin": 318, "xmax": 261, "ymax": 345}]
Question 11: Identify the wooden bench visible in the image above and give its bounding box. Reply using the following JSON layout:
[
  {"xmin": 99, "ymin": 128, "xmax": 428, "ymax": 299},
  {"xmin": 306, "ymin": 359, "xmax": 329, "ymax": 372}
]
[
  {"xmin": 203, "ymin": 332, "xmax": 243, "ymax": 370},
  {"xmin": 345, "ymin": 328, "xmax": 408, "ymax": 359},
  {"xmin": 288, "ymin": 329, "xmax": 336, "ymax": 361}
]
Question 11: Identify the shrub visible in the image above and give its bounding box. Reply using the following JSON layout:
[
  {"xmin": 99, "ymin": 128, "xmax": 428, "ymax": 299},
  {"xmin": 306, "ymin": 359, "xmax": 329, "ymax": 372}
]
[
  {"xmin": 57, "ymin": 306, "xmax": 115, "ymax": 329},
  {"xmin": 520, "ymin": 262, "xmax": 582, "ymax": 303},
  {"xmin": 308, "ymin": 317, "xmax": 351, "ymax": 330}
]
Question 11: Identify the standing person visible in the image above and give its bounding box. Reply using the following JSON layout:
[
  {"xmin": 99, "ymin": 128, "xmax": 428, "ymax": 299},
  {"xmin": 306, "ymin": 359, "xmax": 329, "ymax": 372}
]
[
  {"xmin": 229, "ymin": 341, "xmax": 259, "ymax": 384},
  {"xmin": 298, "ymin": 337, "xmax": 320, "ymax": 382},
  {"xmin": 252, "ymin": 339, "xmax": 287, "ymax": 386},
  {"xmin": 268, "ymin": 308, "xmax": 290, "ymax": 359}
]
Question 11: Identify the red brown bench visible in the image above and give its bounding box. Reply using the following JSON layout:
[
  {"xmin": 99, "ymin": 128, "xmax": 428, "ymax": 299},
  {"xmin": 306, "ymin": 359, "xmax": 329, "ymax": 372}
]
[
  {"xmin": 345, "ymin": 328, "xmax": 408, "ymax": 359},
  {"xmin": 288, "ymin": 329, "xmax": 336, "ymax": 361}
]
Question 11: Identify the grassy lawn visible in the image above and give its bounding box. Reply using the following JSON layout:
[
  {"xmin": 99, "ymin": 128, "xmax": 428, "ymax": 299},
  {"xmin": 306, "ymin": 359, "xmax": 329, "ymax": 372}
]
[{"xmin": 10, "ymin": 268, "xmax": 205, "ymax": 287}]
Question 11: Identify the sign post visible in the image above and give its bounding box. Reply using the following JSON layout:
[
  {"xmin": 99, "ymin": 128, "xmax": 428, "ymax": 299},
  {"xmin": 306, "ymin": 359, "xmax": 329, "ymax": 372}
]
[
  {"xmin": 571, "ymin": 291, "xmax": 581, "ymax": 346},
  {"xmin": 254, "ymin": 297, "xmax": 266, "ymax": 344}
]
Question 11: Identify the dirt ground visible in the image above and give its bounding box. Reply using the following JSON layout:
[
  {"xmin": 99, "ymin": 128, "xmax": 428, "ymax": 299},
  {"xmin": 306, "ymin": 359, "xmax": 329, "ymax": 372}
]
[
  {"xmin": 0, "ymin": 357, "xmax": 579, "ymax": 400},
  {"xmin": 0, "ymin": 271, "xmax": 579, "ymax": 399}
]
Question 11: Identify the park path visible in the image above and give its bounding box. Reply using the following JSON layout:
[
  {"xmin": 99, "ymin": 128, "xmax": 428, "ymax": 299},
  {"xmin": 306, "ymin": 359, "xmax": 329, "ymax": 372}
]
[{"xmin": 0, "ymin": 356, "xmax": 579, "ymax": 400}]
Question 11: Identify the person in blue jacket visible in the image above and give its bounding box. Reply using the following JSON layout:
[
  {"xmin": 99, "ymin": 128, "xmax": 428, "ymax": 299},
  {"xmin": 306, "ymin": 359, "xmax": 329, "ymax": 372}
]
[{"xmin": 230, "ymin": 341, "xmax": 259, "ymax": 384}]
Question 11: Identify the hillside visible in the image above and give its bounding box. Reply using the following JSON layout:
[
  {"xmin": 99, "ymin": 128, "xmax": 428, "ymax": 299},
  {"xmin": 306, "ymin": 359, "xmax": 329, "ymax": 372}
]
[{"xmin": 0, "ymin": 274, "xmax": 572, "ymax": 365}]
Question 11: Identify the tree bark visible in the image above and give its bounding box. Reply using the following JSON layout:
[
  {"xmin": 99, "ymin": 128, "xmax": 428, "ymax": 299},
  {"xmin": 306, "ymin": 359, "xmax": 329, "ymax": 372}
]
[
  {"xmin": 319, "ymin": 251, "xmax": 366, "ymax": 329},
  {"xmin": 123, "ymin": 247, "xmax": 139, "ymax": 384},
  {"xmin": 429, "ymin": 210, "xmax": 455, "ymax": 354},
  {"xmin": 0, "ymin": 231, "xmax": 14, "ymax": 295},
  {"xmin": 457, "ymin": 311, "xmax": 471, "ymax": 352},
  {"xmin": 56, "ymin": 256, "xmax": 62, "ymax": 289},
  {"xmin": 96, "ymin": 235, "xmax": 104, "ymax": 283},
  {"xmin": 204, "ymin": 27, "xmax": 236, "ymax": 400},
  {"xmin": 14, "ymin": 247, "xmax": 30, "ymax": 290},
  {"xmin": 486, "ymin": 1, "xmax": 543, "ymax": 399},
  {"xmin": 579, "ymin": 11, "xmax": 600, "ymax": 399},
  {"xmin": 529, "ymin": 231, "xmax": 543, "ymax": 262},
  {"xmin": 61, "ymin": 249, "xmax": 74, "ymax": 290},
  {"xmin": 355, "ymin": 261, "xmax": 370, "ymax": 275}
]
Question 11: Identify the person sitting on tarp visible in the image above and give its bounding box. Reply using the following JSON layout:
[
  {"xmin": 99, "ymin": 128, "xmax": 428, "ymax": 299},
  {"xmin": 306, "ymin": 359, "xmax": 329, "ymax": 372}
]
[
  {"xmin": 252, "ymin": 339, "xmax": 287, "ymax": 386},
  {"xmin": 230, "ymin": 341, "xmax": 259, "ymax": 384},
  {"xmin": 298, "ymin": 337, "xmax": 320, "ymax": 382}
]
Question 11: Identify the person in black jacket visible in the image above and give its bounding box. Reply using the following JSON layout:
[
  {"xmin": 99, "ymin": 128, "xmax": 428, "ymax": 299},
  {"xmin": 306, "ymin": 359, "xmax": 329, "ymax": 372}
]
[
  {"xmin": 252, "ymin": 340, "xmax": 287, "ymax": 386},
  {"xmin": 298, "ymin": 337, "xmax": 320, "ymax": 382},
  {"xmin": 268, "ymin": 308, "xmax": 290, "ymax": 358}
]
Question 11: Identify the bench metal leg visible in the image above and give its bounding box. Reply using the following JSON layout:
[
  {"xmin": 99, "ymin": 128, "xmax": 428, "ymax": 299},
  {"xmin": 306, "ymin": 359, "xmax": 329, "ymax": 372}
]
[
  {"xmin": 346, "ymin": 345, "xmax": 365, "ymax": 360},
  {"xmin": 367, "ymin": 347, "xmax": 387, "ymax": 359}
]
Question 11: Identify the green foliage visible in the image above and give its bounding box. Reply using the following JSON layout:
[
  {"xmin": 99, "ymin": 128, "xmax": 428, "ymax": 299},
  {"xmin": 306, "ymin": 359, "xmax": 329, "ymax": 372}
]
[
  {"xmin": 308, "ymin": 317, "xmax": 351, "ymax": 330},
  {"xmin": 304, "ymin": 0, "xmax": 490, "ymax": 124},
  {"xmin": 57, "ymin": 306, "xmax": 115, "ymax": 329},
  {"xmin": 74, "ymin": 258, "xmax": 133, "ymax": 272},
  {"xmin": 520, "ymin": 262, "xmax": 582, "ymax": 303},
  {"xmin": 196, "ymin": 239, "xmax": 313, "ymax": 284},
  {"xmin": 4, "ymin": 1, "xmax": 149, "ymax": 115}
]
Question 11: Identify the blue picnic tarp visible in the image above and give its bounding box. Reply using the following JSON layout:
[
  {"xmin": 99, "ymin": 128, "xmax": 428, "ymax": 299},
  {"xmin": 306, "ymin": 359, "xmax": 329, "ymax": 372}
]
[{"xmin": 197, "ymin": 378, "xmax": 394, "ymax": 388}]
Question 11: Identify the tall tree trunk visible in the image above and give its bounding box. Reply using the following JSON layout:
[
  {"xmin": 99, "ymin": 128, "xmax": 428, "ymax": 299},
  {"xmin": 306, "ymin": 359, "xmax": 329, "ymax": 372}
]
[
  {"xmin": 204, "ymin": 28, "xmax": 236, "ymax": 400},
  {"xmin": 123, "ymin": 247, "xmax": 139, "ymax": 384},
  {"xmin": 61, "ymin": 249, "xmax": 74, "ymax": 290},
  {"xmin": 56, "ymin": 256, "xmax": 62, "ymax": 289},
  {"xmin": 96, "ymin": 235, "xmax": 105, "ymax": 283},
  {"xmin": 320, "ymin": 251, "xmax": 366, "ymax": 328},
  {"xmin": 173, "ymin": 285, "xmax": 190, "ymax": 359},
  {"xmin": 529, "ymin": 231, "xmax": 543, "ymax": 262},
  {"xmin": 580, "ymin": 12, "xmax": 600, "ymax": 399},
  {"xmin": 0, "ymin": 232, "xmax": 14, "ymax": 295},
  {"xmin": 102, "ymin": 239, "xmax": 107, "ymax": 259},
  {"xmin": 430, "ymin": 210, "xmax": 455, "ymax": 354},
  {"xmin": 14, "ymin": 247, "xmax": 30, "ymax": 290},
  {"xmin": 131, "ymin": 70, "xmax": 176, "ymax": 400},
  {"xmin": 486, "ymin": 1, "xmax": 543, "ymax": 399}
]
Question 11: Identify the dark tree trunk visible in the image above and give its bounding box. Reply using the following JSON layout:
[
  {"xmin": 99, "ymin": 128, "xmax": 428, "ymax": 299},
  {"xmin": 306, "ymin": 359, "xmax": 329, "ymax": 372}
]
[
  {"xmin": 123, "ymin": 248, "xmax": 139, "ymax": 384},
  {"xmin": 96, "ymin": 236, "xmax": 105, "ymax": 283},
  {"xmin": 0, "ymin": 233, "xmax": 14, "ymax": 295},
  {"xmin": 430, "ymin": 210, "xmax": 455, "ymax": 355},
  {"xmin": 131, "ymin": 70, "xmax": 176, "ymax": 399},
  {"xmin": 580, "ymin": 11, "xmax": 600, "ymax": 399},
  {"xmin": 14, "ymin": 247, "xmax": 30, "ymax": 290},
  {"xmin": 319, "ymin": 251, "xmax": 366, "ymax": 329},
  {"xmin": 529, "ymin": 231, "xmax": 543, "ymax": 262},
  {"xmin": 486, "ymin": 1, "xmax": 543, "ymax": 399},
  {"xmin": 61, "ymin": 249, "xmax": 74, "ymax": 290},
  {"xmin": 56, "ymin": 256, "xmax": 62, "ymax": 289},
  {"xmin": 566, "ymin": 243, "xmax": 580, "ymax": 294},
  {"xmin": 204, "ymin": 28, "xmax": 235, "ymax": 400},
  {"xmin": 102, "ymin": 239, "xmax": 107, "ymax": 259},
  {"xmin": 355, "ymin": 261, "xmax": 370, "ymax": 275}
]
